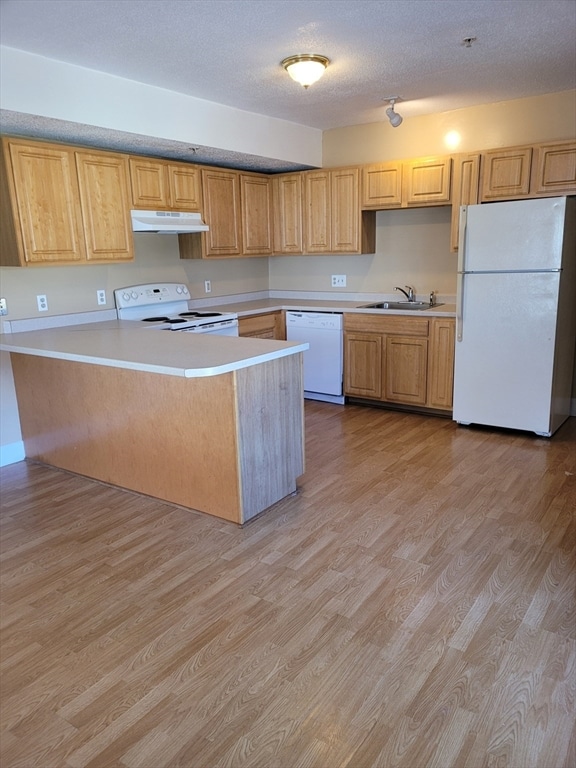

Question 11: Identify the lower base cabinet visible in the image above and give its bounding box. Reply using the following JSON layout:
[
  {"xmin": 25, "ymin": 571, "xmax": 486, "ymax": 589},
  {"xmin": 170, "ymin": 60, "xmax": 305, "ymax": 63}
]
[
  {"xmin": 238, "ymin": 311, "xmax": 285, "ymax": 340},
  {"xmin": 344, "ymin": 314, "xmax": 455, "ymax": 411}
]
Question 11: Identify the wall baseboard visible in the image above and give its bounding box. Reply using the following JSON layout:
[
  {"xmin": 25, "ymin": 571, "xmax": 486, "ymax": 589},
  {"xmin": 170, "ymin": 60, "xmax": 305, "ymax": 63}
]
[{"xmin": 0, "ymin": 440, "xmax": 25, "ymax": 467}]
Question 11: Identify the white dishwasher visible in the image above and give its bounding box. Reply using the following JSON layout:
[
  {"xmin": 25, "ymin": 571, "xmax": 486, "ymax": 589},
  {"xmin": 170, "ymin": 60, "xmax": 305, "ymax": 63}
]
[{"xmin": 286, "ymin": 311, "xmax": 344, "ymax": 405}]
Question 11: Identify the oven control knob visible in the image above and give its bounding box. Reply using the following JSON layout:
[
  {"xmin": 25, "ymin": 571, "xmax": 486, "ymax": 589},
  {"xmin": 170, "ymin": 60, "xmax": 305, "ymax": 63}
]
[
  {"xmin": 122, "ymin": 292, "xmax": 131, "ymax": 301},
  {"xmin": 176, "ymin": 285, "xmax": 183, "ymax": 294},
  {"xmin": 131, "ymin": 291, "xmax": 138, "ymax": 300},
  {"xmin": 182, "ymin": 286, "xmax": 189, "ymax": 295}
]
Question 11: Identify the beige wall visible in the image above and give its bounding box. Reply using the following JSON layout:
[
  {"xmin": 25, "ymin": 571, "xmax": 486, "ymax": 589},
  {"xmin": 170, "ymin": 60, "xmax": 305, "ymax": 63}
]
[
  {"xmin": 269, "ymin": 206, "xmax": 455, "ymax": 296},
  {"xmin": 323, "ymin": 90, "xmax": 576, "ymax": 166}
]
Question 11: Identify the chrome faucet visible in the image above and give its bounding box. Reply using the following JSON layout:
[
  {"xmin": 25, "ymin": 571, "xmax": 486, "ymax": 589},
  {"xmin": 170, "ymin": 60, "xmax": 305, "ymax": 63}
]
[{"xmin": 394, "ymin": 285, "xmax": 415, "ymax": 302}]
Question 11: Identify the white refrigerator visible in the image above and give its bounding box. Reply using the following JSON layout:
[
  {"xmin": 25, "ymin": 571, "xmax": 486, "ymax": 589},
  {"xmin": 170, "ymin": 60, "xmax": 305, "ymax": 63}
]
[{"xmin": 453, "ymin": 196, "xmax": 576, "ymax": 437}]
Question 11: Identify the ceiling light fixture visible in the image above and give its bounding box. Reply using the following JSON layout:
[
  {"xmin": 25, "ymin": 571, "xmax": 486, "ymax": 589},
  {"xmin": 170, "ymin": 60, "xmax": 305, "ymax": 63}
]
[
  {"xmin": 383, "ymin": 97, "xmax": 403, "ymax": 128},
  {"xmin": 281, "ymin": 54, "xmax": 330, "ymax": 88}
]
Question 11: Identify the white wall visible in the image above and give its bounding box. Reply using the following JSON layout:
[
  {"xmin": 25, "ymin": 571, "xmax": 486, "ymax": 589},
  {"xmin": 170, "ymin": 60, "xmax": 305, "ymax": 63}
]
[{"xmin": 0, "ymin": 46, "xmax": 322, "ymax": 167}]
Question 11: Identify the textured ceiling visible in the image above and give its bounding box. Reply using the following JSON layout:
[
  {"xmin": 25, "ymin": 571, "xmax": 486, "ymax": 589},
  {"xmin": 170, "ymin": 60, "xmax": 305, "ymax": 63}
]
[{"xmin": 1, "ymin": 0, "xmax": 575, "ymax": 171}]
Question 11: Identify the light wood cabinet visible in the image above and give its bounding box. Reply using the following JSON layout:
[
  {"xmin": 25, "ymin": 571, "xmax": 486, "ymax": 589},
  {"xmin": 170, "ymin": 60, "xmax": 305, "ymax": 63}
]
[
  {"xmin": 531, "ymin": 141, "xmax": 576, "ymax": 196},
  {"xmin": 179, "ymin": 168, "xmax": 273, "ymax": 259},
  {"xmin": 129, "ymin": 157, "xmax": 202, "ymax": 211},
  {"xmin": 303, "ymin": 167, "xmax": 375, "ymax": 254},
  {"xmin": 344, "ymin": 314, "xmax": 455, "ymax": 412},
  {"xmin": 362, "ymin": 156, "xmax": 452, "ymax": 209},
  {"xmin": 192, "ymin": 168, "xmax": 242, "ymax": 257},
  {"xmin": 238, "ymin": 311, "xmax": 285, "ymax": 340},
  {"xmin": 240, "ymin": 174, "xmax": 274, "ymax": 256},
  {"xmin": 385, "ymin": 335, "xmax": 428, "ymax": 405},
  {"xmin": 361, "ymin": 161, "xmax": 403, "ymax": 209},
  {"xmin": 427, "ymin": 319, "xmax": 455, "ymax": 409},
  {"xmin": 344, "ymin": 332, "xmax": 383, "ymax": 398},
  {"xmin": 272, "ymin": 173, "xmax": 303, "ymax": 254},
  {"xmin": 404, "ymin": 156, "xmax": 452, "ymax": 206},
  {"xmin": 480, "ymin": 141, "xmax": 576, "ymax": 202},
  {"xmin": 450, "ymin": 153, "xmax": 481, "ymax": 251},
  {"xmin": 480, "ymin": 146, "xmax": 533, "ymax": 201},
  {"xmin": 76, "ymin": 151, "xmax": 133, "ymax": 262},
  {"xmin": 1, "ymin": 138, "xmax": 134, "ymax": 266}
]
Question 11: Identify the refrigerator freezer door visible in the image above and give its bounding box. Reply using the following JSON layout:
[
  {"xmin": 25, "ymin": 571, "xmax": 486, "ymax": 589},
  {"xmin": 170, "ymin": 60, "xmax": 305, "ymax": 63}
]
[
  {"xmin": 462, "ymin": 197, "xmax": 567, "ymax": 272},
  {"xmin": 453, "ymin": 271, "xmax": 560, "ymax": 434}
]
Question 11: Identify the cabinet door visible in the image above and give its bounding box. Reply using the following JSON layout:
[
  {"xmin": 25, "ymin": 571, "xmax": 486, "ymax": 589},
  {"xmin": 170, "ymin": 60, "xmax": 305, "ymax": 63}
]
[
  {"xmin": 450, "ymin": 153, "xmax": 480, "ymax": 251},
  {"xmin": 303, "ymin": 171, "xmax": 331, "ymax": 252},
  {"xmin": 531, "ymin": 141, "xmax": 576, "ymax": 197},
  {"xmin": 76, "ymin": 151, "xmax": 134, "ymax": 262},
  {"xmin": 5, "ymin": 140, "xmax": 86, "ymax": 264},
  {"xmin": 344, "ymin": 332, "xmax": 382, "ymax": 398},
  {"xmin": 427, "ymin": 319, "xmax": 455, "ymax": 409},
  {"xmin": 273, "ymin": 174, "xmax": 303, "ymax": 254},
  {"xmin": 480, "ymin": 147, "xmax": 532, "ymax": 201},
  {"xmin": 238, "ymin": 312, "xmax": 285, "ymax": 340},
  {"xmin": 404, "ymin": 157, "xmax": 452, "ymax": 206},
  {"xmin": 201, "ymin": 169, "xmax": 241, "ymax": 256},
  {"xmin": 384, "ymin": 336, "xmax": 428, "ymax": 405},
  {"xmin": 240, "ymin": 174, "xmax": 273, "ymax": 255},
  {"xmin": 331, "ymin": 167, "xmax": 360, "ymax": 253},
  {"xmin": 168, "ymin": 164, "xmax": 202, "ymax": 211},
  {"xmin": 361, "ymin": 162, "xmax": 402, "ymax": 208},
  {"xmin": 129, "ymin": 157, "xmax": 170, "ymax": 209}
]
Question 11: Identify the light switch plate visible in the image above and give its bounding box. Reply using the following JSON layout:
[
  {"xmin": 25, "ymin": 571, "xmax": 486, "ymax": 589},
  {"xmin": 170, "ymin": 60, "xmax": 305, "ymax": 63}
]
[{"xmin": 331, "ymin": 275, "xmax": 347, "ymax": 288}]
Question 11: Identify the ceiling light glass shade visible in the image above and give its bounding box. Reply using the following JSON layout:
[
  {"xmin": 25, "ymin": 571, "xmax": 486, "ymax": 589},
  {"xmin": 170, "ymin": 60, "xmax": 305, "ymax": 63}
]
[
  {"xmin": 281, "ymin": 54, "xmax": 330, "ymax": 88},
  {"xmin": 386, "ymin": 105, "xmax": 403, "ymax": 128}
]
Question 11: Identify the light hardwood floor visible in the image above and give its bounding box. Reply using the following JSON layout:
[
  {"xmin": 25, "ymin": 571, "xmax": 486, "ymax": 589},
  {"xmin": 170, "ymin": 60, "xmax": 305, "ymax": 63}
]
[{"xmin": 1, "ymin": 403, "xmax": 575, "ymax": 768}]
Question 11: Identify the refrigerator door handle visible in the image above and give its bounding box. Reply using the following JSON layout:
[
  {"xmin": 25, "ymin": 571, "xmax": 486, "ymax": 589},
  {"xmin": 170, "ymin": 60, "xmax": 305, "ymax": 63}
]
[{"xmin": 456, "ymin": 206, "xmax": 467, "ymax": 342}]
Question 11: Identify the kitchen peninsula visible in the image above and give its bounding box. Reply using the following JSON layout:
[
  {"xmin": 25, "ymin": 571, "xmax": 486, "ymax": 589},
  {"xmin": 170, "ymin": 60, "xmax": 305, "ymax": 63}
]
[{"xmin": 0, "ymin": 321, "xmax": 308, "ymax": 524}]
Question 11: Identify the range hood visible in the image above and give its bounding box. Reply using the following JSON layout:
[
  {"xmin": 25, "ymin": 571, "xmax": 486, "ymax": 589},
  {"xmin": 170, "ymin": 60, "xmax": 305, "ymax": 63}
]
[{"xmin": 131, "ymin": 209, "xmax": 209, "ymax": 234}]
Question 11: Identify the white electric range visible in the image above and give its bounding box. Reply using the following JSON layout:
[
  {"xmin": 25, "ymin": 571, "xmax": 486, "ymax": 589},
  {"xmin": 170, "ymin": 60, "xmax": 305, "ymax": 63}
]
[{"xmin": 114, "ymin": 283, "xmax": 239, "ymax": 336}]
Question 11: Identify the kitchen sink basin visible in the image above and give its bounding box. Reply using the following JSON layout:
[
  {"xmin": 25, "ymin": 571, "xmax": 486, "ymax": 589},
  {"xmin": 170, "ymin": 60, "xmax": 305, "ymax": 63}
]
[{"xmin": 363, "ymin": 301, "xmax": 443, "ymax": 311}]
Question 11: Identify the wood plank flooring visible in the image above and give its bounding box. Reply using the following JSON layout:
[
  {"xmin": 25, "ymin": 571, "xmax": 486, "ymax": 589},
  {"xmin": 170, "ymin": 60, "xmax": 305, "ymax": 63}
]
[{"xmin": 1, "ymin": 403, "xmax": 575, "ymax": 768}]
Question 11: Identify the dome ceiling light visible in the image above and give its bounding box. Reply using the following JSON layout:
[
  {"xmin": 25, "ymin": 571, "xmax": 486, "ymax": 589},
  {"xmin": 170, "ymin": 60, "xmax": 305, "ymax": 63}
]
[
  {"xmin": 281, "ymin": 54, "xmax": 330, "ymax": 88},
  {"xmin": 383, "ymin": 96, "xmax": 403, "ymax": 128}
]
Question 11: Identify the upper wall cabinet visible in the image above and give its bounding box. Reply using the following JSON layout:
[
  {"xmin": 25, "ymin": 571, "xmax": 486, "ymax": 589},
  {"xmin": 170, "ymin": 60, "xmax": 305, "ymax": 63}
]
[
  {"xmin": 179, "ymin": 168, "xmax": 273, "ymax": 259},
  {"xmin": 480, "ymin": 140, "xmax": 576, "ymax": 202},
  {"xmin": 129, "ymin": 156, "xmax": 202, "ymax": 211},
  {"xmin": 303, "ymin": 167, "xmax": 376, "ymax": 254},
  {"xmin": 362, "ymin": 156, "xmax": 452, "ymax": 209},
  {"xmin": 531, "ymin": 141, "xmax": 576, "ymax": 197},
  {"xmin": 403, "ymin": 156, "xmax": 452, "ymax": 206},
  {"xmin": 450, "ymin": 153, "xmax": 481, "ymax": 252},
  {"xmin": 361, "ymin": 161, "xmax": 403, "ymax": 209},
  {"xmin": 1, "ymin": 138, "xmax": 134, "ymax": 267},
  {"xmin": 272, "ymin": 173, "xmax": 304, "ymax": 255}
]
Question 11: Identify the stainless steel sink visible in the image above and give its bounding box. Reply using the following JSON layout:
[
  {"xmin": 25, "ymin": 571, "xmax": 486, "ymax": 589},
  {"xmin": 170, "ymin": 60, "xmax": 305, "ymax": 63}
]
[{"xmin": 363, "ymin": 301, "xmax": 443, "ymax": 311}]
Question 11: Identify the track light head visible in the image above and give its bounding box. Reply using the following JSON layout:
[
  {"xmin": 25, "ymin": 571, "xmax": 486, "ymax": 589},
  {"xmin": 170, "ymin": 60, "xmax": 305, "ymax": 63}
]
[{"xmin": 383, "ymin": 97, "xmax": 403, "ymax": 128}]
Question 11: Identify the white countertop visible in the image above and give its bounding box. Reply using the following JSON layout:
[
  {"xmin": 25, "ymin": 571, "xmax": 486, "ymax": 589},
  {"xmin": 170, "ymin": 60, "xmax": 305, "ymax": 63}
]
[
  {"xmin": 0, "ymin": 320, "xmax": 309, "ymax": 378},
  {"xmin": 201, "ymin": 298, "xmax": 457, "ymax": 317}
]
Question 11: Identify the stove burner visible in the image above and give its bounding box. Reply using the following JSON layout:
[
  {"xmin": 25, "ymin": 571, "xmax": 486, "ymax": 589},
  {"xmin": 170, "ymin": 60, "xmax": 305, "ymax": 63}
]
[
  {"xmin": 179, "ymin": 311, "xmax": 223, "ymax": 318},
  {"xmin": 167, "ymin": 318, "xmax": 188, "ymax": 324},
  {"xmin": 142, "ymin": 316, "xmax": 170, "ymax": 322}
]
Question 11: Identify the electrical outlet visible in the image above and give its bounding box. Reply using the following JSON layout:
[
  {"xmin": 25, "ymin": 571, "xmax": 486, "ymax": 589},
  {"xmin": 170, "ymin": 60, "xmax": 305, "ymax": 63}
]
[
  {"xmin": 331, "ymin": 275, "xmax": 347, "ymax": 288},
  {"xmin": 0, "ymin": 298, "xmax": 7, "ymax": 316},
  {"xmin": 97, "ymin": 289, "xmax": 106, "ymax": 306},
  {"xmin": 204, "ymin": 280, "xmax": 211, "ymax": 293},
  {"xmin": 37, "ymin": 294, "xmax": 48, "ymax": 312}
]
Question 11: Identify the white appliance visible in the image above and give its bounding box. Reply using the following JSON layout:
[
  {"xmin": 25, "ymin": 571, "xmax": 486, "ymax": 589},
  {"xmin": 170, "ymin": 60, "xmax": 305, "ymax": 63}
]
[
  {"xmin": 114, "ymin": 283, "xmax": 239, "ymax": 336},
  {"xmin": 454, "ymin": 196, "xmax": 576, "ymax": 437},
  {"xmin": 286, "ymin": 311, "xmax": 344, "ymax": 404},
  {"xmin": 131, "ymin": 210, "xmax": 209, "ymax": 234}
]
